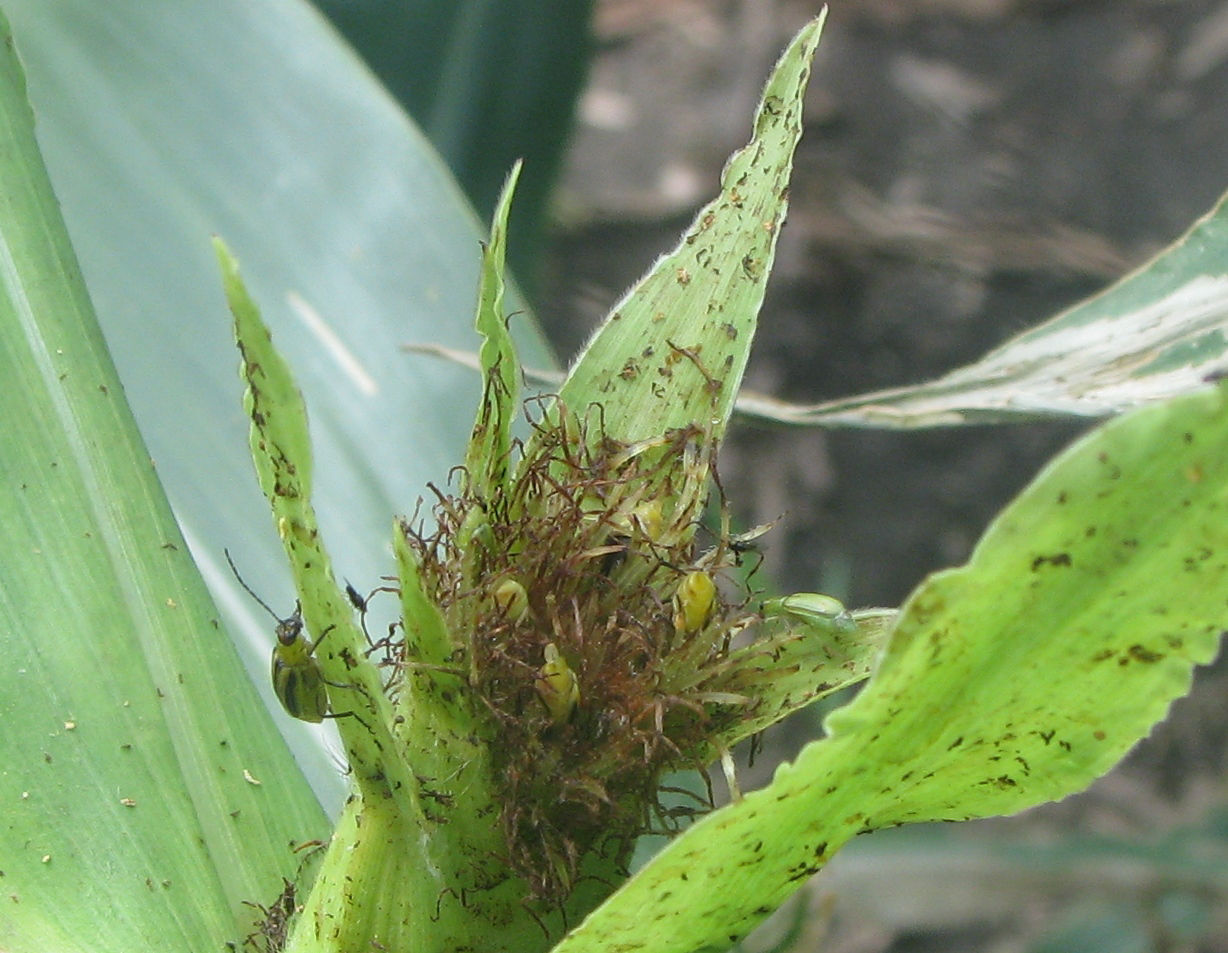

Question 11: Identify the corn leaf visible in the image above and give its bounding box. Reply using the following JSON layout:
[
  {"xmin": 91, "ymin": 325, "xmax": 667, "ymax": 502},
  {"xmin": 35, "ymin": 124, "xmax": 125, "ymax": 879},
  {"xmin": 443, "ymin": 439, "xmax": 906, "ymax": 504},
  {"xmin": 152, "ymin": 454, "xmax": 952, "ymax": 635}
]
[
  {"xmin": 0, "ymin": 13, "xmax": 327, "ymax": 951},
  {"xmin": 736, "ymin": 192, "xmax": 1228, "ymax": 427}
]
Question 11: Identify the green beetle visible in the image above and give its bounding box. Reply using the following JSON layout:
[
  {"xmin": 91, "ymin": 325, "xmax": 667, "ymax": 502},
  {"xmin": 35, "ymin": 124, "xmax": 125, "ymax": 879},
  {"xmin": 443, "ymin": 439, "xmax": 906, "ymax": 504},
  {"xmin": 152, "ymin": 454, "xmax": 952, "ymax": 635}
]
[
  {"xmin": 535, "ymin": 642, "xmax": 580, "ymax": 726},
  {"xmin": 226, "ymin": 550, "xmax": 331, "ymax": 723},
  {"xmin": 492, "ymin": 577, "xmax": 530, "ymax": 623},
  {"xmin": 269, "ymin": 610, "xmax": 332, "ymax": 723},
  {"xmin": 762, "ymin": 591, "xmax": 856, "ymax": 635},
  {"xmin": 673, "ymin": 570, "xmax": 717, "ymax": 635}
]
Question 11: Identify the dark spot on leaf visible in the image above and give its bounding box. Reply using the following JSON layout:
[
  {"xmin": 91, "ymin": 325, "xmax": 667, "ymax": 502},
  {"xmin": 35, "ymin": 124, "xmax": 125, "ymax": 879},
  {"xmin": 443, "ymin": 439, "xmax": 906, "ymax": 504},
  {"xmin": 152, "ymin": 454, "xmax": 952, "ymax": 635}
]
[
  {"xmin": 1031, "ymin": 552, "xmax": 1072, "ymax": 571},
  {"xmin": 1127, "ymin": 644, "xmax": 1163, "ymax": 663}
]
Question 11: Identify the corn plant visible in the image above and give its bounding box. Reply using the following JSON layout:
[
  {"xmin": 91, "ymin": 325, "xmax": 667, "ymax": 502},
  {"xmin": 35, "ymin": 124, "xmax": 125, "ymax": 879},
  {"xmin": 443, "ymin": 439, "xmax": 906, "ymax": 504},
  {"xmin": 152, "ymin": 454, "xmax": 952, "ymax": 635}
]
[{"xmin": 5, "ymin": 9, "xmax": 1228, "ymax": 953}]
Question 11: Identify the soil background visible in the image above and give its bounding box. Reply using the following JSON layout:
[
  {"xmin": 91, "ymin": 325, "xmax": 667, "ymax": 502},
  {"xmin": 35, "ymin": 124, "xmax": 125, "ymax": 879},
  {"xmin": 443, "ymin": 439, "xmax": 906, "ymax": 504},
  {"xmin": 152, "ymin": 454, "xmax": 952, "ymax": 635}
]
[{"xmin": 536, "ymin": 2, "xmax": 1228, "ymax": 950}]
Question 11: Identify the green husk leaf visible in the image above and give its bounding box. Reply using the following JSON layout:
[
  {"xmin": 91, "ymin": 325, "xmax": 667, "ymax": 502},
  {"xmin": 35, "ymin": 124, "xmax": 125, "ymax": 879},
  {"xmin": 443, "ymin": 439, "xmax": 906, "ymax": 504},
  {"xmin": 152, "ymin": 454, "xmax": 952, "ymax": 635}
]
[
  {"xmin": 552, "ymin": 382, "xmax": 1228, "ymax": 953},
  {"xmin": 464, "ymin": 160, "xmax": 523, "ymax": 501},
  {"xmin": 540, "ymin": 12, "xmax": 825, "ymax": 450},
  {"xmin": 224, "ymin": 239, "xmax": 590, "ymax": 952},
  {"xmin": 698, "ymin": 608, "xmax": 895, "ymax": 757},
  {"xmin": 218, "ymin": 238, "xmax": 416, "ymax": 807},
  {"xmin": 393, "ymin": 526, "xmax": 456, "ymax": 669}
]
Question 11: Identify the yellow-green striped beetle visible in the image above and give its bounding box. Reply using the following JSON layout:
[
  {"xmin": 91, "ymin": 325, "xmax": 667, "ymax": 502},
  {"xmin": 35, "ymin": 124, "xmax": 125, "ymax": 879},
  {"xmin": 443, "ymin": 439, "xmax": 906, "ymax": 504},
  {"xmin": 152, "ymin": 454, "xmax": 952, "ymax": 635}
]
[
  {"xmin": 535, "ymin": 642, "xmax": 580, "ymax": 726},
  {"xmin": 673, "ymin": 570, "xmax": 717, "ymax": 635},
  {"xmin": 270, "ymin": 614, "xmax": 332, "ymax": 724},
  {"xmin": 225, "ymin": 550, "xmax": 332, "ymax": 723},
  {"xmin": 492, "ymin": 578, "xmax": 530, "ymax": 623}
]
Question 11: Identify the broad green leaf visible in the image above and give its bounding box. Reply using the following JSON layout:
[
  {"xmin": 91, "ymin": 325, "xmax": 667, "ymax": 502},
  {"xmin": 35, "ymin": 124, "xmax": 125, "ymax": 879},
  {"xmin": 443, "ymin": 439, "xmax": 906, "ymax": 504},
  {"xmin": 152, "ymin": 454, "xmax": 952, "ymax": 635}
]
[
  {"xmin": 312, "ymin": 0, "xmax": 595, "ymax": 283},
  {"xmin": 1, "ymin": 0, "xmax": 554, "ymax": 803},
  {"xmin": 548, "ymin": 13, "xmax": 825, "ymax": 448},
  {"xmin": 552, "ymin": 381, "xmax": 1228, "ymax": 953},
  {"xmin": 733, "ymin": 191, "xmax": 1228, "ymax": 428},
  {"xmin": 0, "ymin": 15, "xmax": 327, "ymax": 952}
]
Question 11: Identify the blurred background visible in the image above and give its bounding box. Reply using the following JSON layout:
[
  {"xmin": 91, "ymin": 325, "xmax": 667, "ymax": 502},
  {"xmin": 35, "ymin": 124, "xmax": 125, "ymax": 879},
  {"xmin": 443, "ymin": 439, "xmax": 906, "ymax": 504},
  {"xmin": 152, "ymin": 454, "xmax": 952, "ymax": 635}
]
[{"xmin": 309, "ymin": 1, "xmax": 1228, "ymax": 950}]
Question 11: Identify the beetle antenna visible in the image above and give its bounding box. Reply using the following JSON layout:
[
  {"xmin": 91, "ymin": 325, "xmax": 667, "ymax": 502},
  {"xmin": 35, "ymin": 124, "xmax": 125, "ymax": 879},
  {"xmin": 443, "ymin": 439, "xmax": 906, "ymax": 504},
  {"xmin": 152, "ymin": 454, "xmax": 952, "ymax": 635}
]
[{"xmin": 224, "ymin": 548, "xmax": 288, "ymax": 623}]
